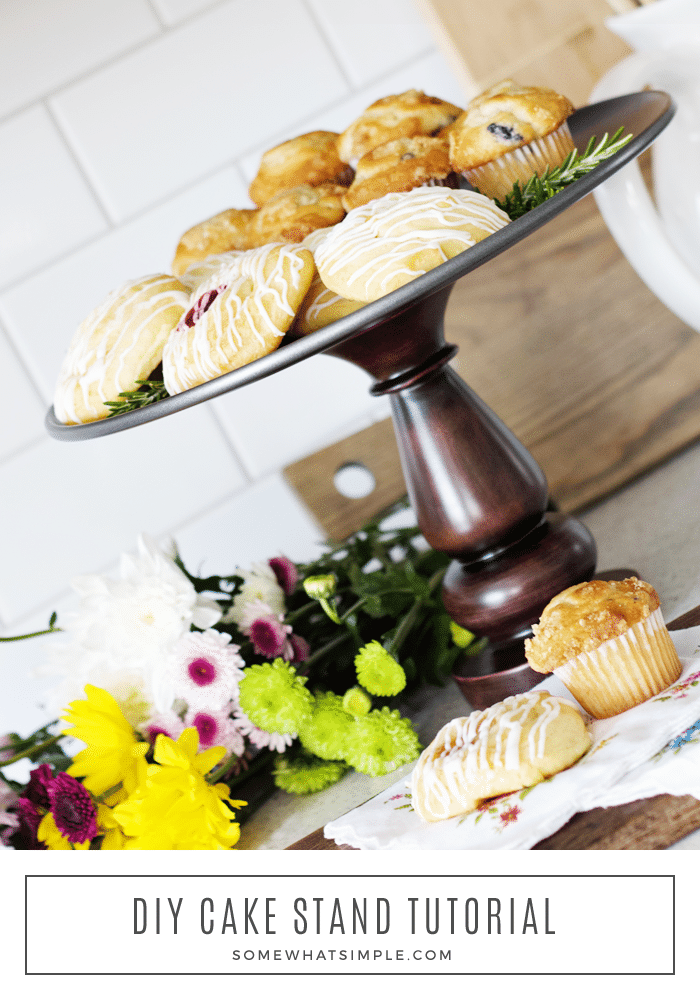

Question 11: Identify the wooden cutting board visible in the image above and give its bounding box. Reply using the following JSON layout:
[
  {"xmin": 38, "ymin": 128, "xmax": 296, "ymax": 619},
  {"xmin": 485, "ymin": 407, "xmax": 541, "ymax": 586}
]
[{"xmin": 287, "ymin": 603, "xmax": 700, "ymax": 851}]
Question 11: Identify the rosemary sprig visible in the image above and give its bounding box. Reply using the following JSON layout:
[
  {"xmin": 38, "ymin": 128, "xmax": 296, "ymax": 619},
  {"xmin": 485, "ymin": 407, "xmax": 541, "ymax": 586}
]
[
  {"xmin": 494, "ymin": 128, "xmax": 633, "ymax": 219},
  {"xmin": 104, "ymin": 379, "xmax": 169, "ymax": 415}
]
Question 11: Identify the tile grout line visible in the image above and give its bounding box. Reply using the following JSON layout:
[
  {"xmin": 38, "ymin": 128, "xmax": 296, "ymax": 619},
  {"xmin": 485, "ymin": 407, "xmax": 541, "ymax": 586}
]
[
  {"xmin": 0, "ymin": 0, "xmax": 238, "ymax": 134},
  {"xmin": 301, "ymin": 0, "xmax": 355, "ymax": 93},
  {"xmin": 43, "ymin": 99, "xmax": 117, "ymax": 227},
  {"xmin": 0, "ymin": 314, "xmax": 52, "ymax": 417},
  {"xmin": 202, "ymin": 400, "xmax": 254, "ymax": 485}
]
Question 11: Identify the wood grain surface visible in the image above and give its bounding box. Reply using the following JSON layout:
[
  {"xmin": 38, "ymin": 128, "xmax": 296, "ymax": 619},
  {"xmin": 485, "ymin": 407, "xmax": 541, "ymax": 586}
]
[
  {"xmin": 414, "ymin": 0, "xmax": 633, "ymax": 106},
  {"xmin": 286, "ymin": 603, "xmax": 700, "ymax": 851}
]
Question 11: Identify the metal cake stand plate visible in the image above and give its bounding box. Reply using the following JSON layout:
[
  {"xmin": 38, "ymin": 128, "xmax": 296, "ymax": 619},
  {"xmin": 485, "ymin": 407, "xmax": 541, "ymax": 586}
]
[{"xmin": 46, "ymin": 91, "xmax": 675, "ymax": 702}]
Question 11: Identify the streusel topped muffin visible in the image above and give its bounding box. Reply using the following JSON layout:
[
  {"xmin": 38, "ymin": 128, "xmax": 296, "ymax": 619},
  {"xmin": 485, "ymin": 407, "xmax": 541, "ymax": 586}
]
[
  {"xmin": 449, "ymin": 80, "xmax": 575, "ymax": 200},
  {"xmin": 525, "ymin": 577, "xmax": 681, "ymax": 718},
  {"xmin": 338, "ymin": 89, "xmax": 462, "ymax": 166}
]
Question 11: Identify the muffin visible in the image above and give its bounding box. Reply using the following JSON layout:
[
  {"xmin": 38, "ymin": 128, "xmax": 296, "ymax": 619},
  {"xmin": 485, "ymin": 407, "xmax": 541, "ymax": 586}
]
[
  {"xmin": 341, "ymin": 135, "xmax": 458, "ymax": 212},
  {"xmin": 248, "ymin": 131, "xmax": 354, "ymax": 207},
  {"xmin": 524, "ymin": 578, "xmax": 682, "ymax": 719},
  {"xmin": 171, "ymin": 208, "xmax": 256, "ymax": 276},
  {"xmin": 448, "ymin": 79, "xmax": 575, "ymax": 201},
  {"xmin": 246, "ymin": 183, "xmax": 347, "ymax": 247},
  {"xmin": 337, "ymin": 89, "xmax": 463, "ymax": 167}
]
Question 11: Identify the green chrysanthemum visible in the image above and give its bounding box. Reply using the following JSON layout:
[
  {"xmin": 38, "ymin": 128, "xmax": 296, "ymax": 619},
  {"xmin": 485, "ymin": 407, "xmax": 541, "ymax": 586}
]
[
  {"xmin": 273, "ymin": 752, "xmax": 349, "ymax": 795},
  {"xmin": 354, "ymin": 641, "xmax": 406, "ymax": 697},
  {"xmin": 342, "ymin": 686, "xmax": 372, "ymax": 717},
  {"xmin": 297, "ymin": 692, "xmax": 355, "ymax": 760},
  {"xmin": 238, "ymin": 658, "xmax": 313, "ymax": 734},
  {"xmin": 449, "ymin": 621, "xmax": 476, "ymax": 649},
  {"xmin": 344, "ymin": 707, "xmax": 422, "ymax": 777}
]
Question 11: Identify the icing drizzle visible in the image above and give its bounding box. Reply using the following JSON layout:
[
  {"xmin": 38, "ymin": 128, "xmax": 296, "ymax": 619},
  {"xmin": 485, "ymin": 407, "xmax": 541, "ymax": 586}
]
[{"xmin": 314, "ymin": 188, "xmax": 510, "ymax": 301}]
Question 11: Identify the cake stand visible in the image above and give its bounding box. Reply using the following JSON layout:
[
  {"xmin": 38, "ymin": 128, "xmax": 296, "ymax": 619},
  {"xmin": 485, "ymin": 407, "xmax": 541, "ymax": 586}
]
[{"xmin": 46, "ymin": 91, "xmax": 675, "ymax": 695}]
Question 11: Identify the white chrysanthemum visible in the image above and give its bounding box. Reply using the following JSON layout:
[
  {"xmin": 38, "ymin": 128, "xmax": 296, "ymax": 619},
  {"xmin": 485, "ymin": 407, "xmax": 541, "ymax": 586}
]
[
  {"xmin": 158, "ymin": 628, "xmax": 245, "ymax": 713},
  {"xmin": 40, "ymin": 534, "xmax": 222, "ymax": 724},
  {"xmin": 233, "ymin": 708, "xmax": 295, "ymax": 753},
  {"xmin": 222, "ymin": 564, "xmax": 286, "ymax": 627}
]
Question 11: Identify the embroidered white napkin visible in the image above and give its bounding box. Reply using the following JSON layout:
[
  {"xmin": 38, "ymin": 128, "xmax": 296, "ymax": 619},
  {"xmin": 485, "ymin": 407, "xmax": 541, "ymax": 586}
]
[{"xmin": 324, "ymin": 626, "xmax": 700, "ymax": 850}]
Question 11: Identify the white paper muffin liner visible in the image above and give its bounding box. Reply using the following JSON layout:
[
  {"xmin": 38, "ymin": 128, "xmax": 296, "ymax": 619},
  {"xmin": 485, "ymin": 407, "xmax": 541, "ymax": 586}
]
[
  {"xmin": 553, "ymin": 607, "xmax": 682, "ymax": 719},
  {"xmin": 463, "ymin": 120, "xmax": 575, "ymax": 201}
]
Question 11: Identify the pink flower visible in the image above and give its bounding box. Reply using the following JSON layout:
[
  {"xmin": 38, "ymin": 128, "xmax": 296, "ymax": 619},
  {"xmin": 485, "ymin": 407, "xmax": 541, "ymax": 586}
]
[
  {"xmin": 499, "ymin": 804, "xmax": 521, "ymax": 827},
  {"xmin": 48, "ymin": 772, "xmax": 97, "ymax": 844},
  {"xmin": 0, "ymin": 733, "xmax": 14, "ymax": 763},
  {"xmin": 166, "ymin": 629, "xmax": 245, "ymax": 710},
  {"xmin": 0, "ymin": 777, "xmax": 19, "ymax": 843},
  {"xmin": 269, "ymin": 556, "xmax": 298, "ymax": 596},
  {"xmin": 184, "ymin": 706, "xmax": 245, "ymax": 757},
  {"xmin": 140, "ymin": 710, "xmax": 186, "ymax": 745}
]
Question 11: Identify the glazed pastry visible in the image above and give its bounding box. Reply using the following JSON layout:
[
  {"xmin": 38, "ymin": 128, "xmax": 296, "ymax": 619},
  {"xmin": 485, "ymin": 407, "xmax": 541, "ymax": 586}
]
[
  {"xmin": 177, "ymin": 251, "xmax": 244, "ymax": 293},
  {"xmin": 162, "ymin": 243, "xmax": 315, "ymax": 394},
  {"xmin": 448, "ymin": 79, "xmax": 575, "ymax": 201},
  {"xmin": 292, "ymin": 228, "xmax": 364, "ymax": 335},
  {"xmin": 246, "ymin": 183, "xmax": 347, "ymax": 247},
  {"xmin": 337, "ymin": 89, "xmax": 462, "ymax": 166},
  {"xmin": 54, "ymin": 274, "xmax": 189, "ymax": 424},
  {"xmin": 525, "ymin": 577, "xmax": 682, "ymax": 719},
  {"xmin": 342, "ymin": 136, "xmax": 458, "ymax": 212},
  {"xmin": 171, "ymin": 208, "xmax": 256, "ymax": 276},
  {"xmin": 411, "ymin": 691, "xmax": 591, "ymax": 823},
  {"xmin": 314, "ymin": 187, "xmax": 510, "ymax": 303},
  {"xmin": 248, "ymin": 131, "xmax": 353, "ymax": 206}
]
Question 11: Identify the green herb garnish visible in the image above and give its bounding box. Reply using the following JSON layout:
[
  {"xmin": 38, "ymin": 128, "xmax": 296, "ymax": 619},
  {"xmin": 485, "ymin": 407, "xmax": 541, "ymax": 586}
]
[
  {"xmin": 494, "ymin": 128, "xmax": 633, "ymax": 219},
  {"xmin": 104, "ymin": 379, "xmax": 169, "ymax": 415}
]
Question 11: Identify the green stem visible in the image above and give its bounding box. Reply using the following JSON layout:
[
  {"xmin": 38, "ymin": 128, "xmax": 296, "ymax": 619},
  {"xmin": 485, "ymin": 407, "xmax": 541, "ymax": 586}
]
[
  {"xmin": 300, "ymin": 630, "xmax": 352, "ymax": 670},
  {"xmin": 282, "ymin": 600, "xmax": 317, "ymax": 625},
  {"xmin": 340, "ymin": 598, "xmax": 365, "ymax": 623},
  {"xmin": 209, "ymin": 748, "xmax": 273, "ymax": 788},
  {"xmin": 385, "ymin": 567, "xmax": 446, "ymax": 658},
  {"xmin": 0, "ymin": 626, "xmax": 62, "ymax": 642},
  {"xmin": 0, "ymin": 733, "xmax": 62, "ymax": 767}
]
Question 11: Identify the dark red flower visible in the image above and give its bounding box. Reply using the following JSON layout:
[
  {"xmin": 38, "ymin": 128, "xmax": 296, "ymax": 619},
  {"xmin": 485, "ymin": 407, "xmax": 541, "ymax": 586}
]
[
  {"xmin": 25, "ymin": 763, "xmax": 53, "ymax": 809},
  {"xmin": 48, "ymin": 772, "xmax": 97, "ymax": 844},
  {"xmin": 269, "ymin": 556, "xmax": 298, "ymax": 596},
  {"xmin": 13, "ymin": 798, "xmax": 46, "ymax": 850},
  {"xmin": 249, "ymin": 615, "xmax": 288, "ymax": 658},
  {"xmin": 288, "ymin": 633, "xmax": 310, "ymax": 663}
]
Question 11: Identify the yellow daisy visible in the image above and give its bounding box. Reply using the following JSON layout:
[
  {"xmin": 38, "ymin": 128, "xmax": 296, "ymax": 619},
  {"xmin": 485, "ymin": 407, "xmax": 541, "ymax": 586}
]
[
  {"xmin": 61, "ymin": 684, "xmax": 149, "ymax": 797},
  {"xmin": 113, "ymin": 728, "xmax": 245, "ymax": 850}
]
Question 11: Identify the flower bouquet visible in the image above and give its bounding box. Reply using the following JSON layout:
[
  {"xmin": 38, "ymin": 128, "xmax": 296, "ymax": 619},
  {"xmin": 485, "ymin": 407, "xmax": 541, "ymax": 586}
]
[{"xmin": 0, "ymin": 501, "xmax": 476, "ymax": 850}]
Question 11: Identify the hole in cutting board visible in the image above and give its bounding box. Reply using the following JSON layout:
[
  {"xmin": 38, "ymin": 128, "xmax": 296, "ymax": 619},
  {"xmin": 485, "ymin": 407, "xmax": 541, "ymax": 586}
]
[{"xmin": 333, "ymin": 462, "xmax": 376, "ymax": 499}]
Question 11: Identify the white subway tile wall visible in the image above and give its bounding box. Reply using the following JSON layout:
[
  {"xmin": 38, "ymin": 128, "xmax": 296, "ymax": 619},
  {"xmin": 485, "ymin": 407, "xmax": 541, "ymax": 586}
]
[{"xmin": 0, "ymin": 0, "xmax": 465, "ymax": 731}]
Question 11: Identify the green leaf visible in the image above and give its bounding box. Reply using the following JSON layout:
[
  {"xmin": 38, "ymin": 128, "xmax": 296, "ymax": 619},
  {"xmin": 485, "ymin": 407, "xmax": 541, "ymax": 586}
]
[
  {"xmin": 104, "ymin": 380, "xmax": 169, "ymax": 415},
  {"xmin": 493, "ymin": 129, "xmax": 633, "ymax": 220}
]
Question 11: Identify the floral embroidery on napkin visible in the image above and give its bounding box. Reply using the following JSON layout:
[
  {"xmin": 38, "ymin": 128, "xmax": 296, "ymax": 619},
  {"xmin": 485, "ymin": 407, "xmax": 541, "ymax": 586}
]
[
  {"xmin": 653, "ymin": 669, "xmax": 700, "ymax": 702},
  {"xmin": 653, "ymin": 718, "xmax": 700, "ymax": 760}
]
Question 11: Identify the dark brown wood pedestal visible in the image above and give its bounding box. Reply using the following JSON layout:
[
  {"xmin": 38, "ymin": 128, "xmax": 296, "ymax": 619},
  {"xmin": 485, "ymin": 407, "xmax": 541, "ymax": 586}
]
[{"xmin": 327, "ymin": 283, "xmax": 597, "ymax": 679}]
